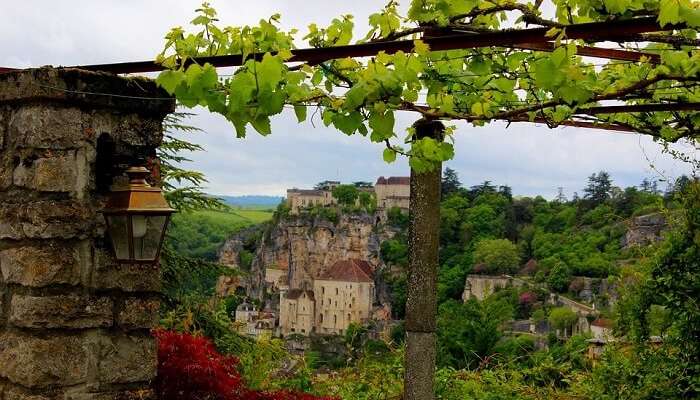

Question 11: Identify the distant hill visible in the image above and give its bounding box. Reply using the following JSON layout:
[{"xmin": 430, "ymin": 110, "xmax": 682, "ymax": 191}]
[{"xmin": 216, "ymin": 195, "xmax": 284, "ymax": 207}]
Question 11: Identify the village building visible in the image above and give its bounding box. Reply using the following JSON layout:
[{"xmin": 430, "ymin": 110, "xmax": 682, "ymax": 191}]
[
  {"xmin": 278, "ymin": 259, "xmax": 376, "ymax": 337},
  {"xmin": 287, "ymin": 189, "xmax": 334, "ymax": 214},
  {"xmin": 279, "ymin": 289, "xmax": 316, "ymax": 335},
  {"xmin": 313, "ymin": 259, "xmax": 376, "ymax": 335},
  {"xmin": 286, "ymin": 176, "xmax": 410, "ymax": 216},
  {"xmin": 375, "ymin": 176, "xmax": 410, "ymax": 212}
]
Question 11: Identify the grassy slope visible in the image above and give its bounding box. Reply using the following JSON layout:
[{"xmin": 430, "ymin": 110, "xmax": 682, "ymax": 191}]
[{"xmin": 166, "ymin": 207, "xmax": 273, "ymax": 261}]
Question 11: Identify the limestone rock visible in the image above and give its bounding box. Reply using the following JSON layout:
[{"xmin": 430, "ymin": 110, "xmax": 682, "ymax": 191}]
[
  {"xmin": 0, "ymin": 242, "xmax": 86, "ymax": 287},
  {"xmin": 0, "ymin": 332, "xmax": 88, "ymax": 388},
  {"xmin": 10, "ymin": 295, "xmax": 112, "ymax": 329},
  {"xmin": 118, "ymin": 298, "xmax": 160, "ymax": 330},
  {"xmin": 621, "ymin": 213, "xmax": 666, "ymax": 248}
]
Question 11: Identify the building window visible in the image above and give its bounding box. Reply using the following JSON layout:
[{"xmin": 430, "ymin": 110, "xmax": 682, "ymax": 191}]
[
  {"xmin": 335, "ymin": 288, "xmax": 339, "ymax": 295},
  {"xmin": 320, "ymin": 314, "xmax": 324, "ymax": 323},
  {"xmin": 333, "ymin": 315, "xmax": 337, "ymax": 325},
  {"xmin": 347, "ymin": 313, "xmax": 351, "ymax": 322},
  {"xmin": 322, "ymin": 286, "xmax": 325, "ymax": 294},
  {"xmin": 301, "ymin": 329, "xmax": 305, "ymax": 333}
]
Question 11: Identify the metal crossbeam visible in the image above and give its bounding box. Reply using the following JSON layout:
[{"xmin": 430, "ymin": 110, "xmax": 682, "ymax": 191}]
[{"xmin": 69, "ymin": 17, "xmax": 669, "ymax": 74}]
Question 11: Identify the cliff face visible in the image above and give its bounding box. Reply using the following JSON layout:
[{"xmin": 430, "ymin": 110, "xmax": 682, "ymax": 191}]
[
  {"xmin": 246, "ymin": 213, "xmax": 395, "ymax": 301},
  {"xmin": 621, "ymin": 213, "xmax": 666, "ymax": 248}
]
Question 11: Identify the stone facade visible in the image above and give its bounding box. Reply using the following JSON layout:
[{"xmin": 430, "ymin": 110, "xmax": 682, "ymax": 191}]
[
  {"xmin": 0, "ymin": 67, "xmax": 173, "ymax": 399},
  {"xmin": 462, "ymin": 275, "xmax": 525, "ymax": 301},
  {"xmin": 374, "ymin": 176, "xmax": 410, "ymax": 212},
  {"xmin": 279, "ymin": 259, "xmax": 376, "ymax": 337}
]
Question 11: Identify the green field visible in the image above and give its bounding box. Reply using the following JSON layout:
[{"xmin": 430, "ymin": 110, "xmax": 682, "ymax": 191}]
[{"xmin": 166, "ymin": 207, "xmax": 273, "ymax": 261}]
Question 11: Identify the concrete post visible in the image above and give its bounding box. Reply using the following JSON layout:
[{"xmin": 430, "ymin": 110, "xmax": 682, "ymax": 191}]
[
  {"xmin": 0, "ymin": 67, "xmax": 174, "ymax": 399},
  {"xmin": 404, "ymin": 119, "xmax": 444, "ymax": 400}
]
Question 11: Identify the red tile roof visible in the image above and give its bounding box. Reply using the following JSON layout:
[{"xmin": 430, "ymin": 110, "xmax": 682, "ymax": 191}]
[
  {"xmin": 376, "ymin": 176, "xmax": 410, "ymax": 185},
  {"xmin": 591, "ymin": 318, "xmax": 614, "ymax": 328},
  {"xmin": 319, "ymin": 259, "xmax": 374, "ymax": 283}
]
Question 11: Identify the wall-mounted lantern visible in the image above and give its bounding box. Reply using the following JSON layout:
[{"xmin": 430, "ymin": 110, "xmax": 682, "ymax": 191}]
[{"xmin": 103, "ymin": 166, "xmax": 175, "ymax": 263}]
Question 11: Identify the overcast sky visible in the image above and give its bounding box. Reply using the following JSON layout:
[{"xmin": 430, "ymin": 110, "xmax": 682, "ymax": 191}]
[{"xmin": 2, "ymin": 1, "xmax": 696, "ymax": 198}]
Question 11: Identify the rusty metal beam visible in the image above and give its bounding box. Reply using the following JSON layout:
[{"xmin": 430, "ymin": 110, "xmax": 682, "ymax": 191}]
[
  {"xmin": 580, "ymin": 102, "xmax": 700, "ymax": 114},
  {"xmin": 515, "ymin": 42, "xmax": 660, "ymax": 63},
  {"xmin": 74, "ymin": 16, "xmax": 670, "ymax": 74}
]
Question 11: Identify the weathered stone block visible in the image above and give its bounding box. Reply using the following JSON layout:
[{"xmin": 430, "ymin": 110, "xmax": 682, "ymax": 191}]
[
  {"xmin": 10, "ymin": 295, "xmax": 112, "ymax": 329},
  {"xmin": 8, "ymin": 106, "xmax": 87, "ymax": 149},
  {"xmin": 0, "ymin": 332, "xmax": 88, "ymax": 388},
  {"xmin": 0, "ymin": 242, "xmax": 85, "ymax": 287},
  {"xmin": 0, "ymin": 384, "xmax": 54, "ymax": 400},
  {"xmin": 0, "ymin": 200, "xmax": 95, "ymax": 240},
  {"xmin": 118, "ymin": 298, "xmax": 160, "ymax": 330},
  {"xmin": 91, "ymin": 248, "xmax": 160, "ymax": 293},
  {"xmin": 64, "ymin": 388, "xmax": 156, "ymax": 400},
  {"xmin": 89, "ymin": 334, "xmax": 156, "ymax": 385},
  {"xmin": 12, "ymin": 150, "xmax": 89, "ymax": 194}
]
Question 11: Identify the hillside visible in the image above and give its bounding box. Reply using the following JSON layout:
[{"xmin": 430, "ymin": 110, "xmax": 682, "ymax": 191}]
[{"xmin": 166, "ymin": 208, "xmax": 273, "ymax": 260}]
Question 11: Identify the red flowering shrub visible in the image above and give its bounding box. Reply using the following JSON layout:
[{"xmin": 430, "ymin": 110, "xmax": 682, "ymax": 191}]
[
  {"xmin": 518, "ymin": 291, "xmax": 537, "ymax": 306},
  {"xmin": 154, "ymin": 329, "xmax": 245, "ymax": 399},
  {"xmin": 154, "ymin": 330, "xmax": 336, "ymax": 400}
]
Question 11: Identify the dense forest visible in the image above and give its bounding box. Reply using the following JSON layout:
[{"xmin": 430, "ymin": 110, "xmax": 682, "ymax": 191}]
[{"xmin": 162, "ymin": 164, "xmax": 699, "ymax": 399}]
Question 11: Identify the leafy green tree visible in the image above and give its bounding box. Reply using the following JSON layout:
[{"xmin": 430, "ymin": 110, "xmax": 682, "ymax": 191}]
[
  {"xmin": 583, "ymin": 171, "xmax": 613, "ymax": 208},
  {"xmin": 547, "ymin": 261, "xmax": 572, "ymax": 293},
  {"xmin": 332, "ymin": 184, "xmax": 359, "ymax": 207},
  {"xmin": 441, "ymin": 167, "xmax": 461, "ymax": 199},
  {"xmin": 358, "ymin": 191, "xmax": 376, "ymax": 213},
  {"xmin": 548, "ymin": 307, "xmax": 578, "ymax": 336},
  {"xmin": 473, "ymin": 238, "xmax": 519, "ymax": 274}
]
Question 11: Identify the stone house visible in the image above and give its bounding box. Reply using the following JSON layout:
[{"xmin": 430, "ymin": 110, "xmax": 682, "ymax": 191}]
[
  {"xmin": 590, "ymin": 318, "xmax": 614, "ymax": 340},
  {"xmin": 287, "ymin": 189, "xmax": 334, "ymax": 214},
  {"xmin": 462, "ymin": 274, "xmax": 525, "ymax": 301},
  {"xmin": 313, "ymin": 259, "xmax": 375, "ymax": 335},
  {"xmin": 375, "ymin": 176, "xmax": 410, "ymax": 212},
  {"xmin": 278, "ymin": 259, "xmax": 375, "ymax": 336},
  {"xmin": 279, "ymin": 289, "xmax": 316, "ymax": 335}
]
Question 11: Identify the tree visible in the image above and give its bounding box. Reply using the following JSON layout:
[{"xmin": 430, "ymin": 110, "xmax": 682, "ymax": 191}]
[
  {"xmin": 156, "ymin": 3, "xmax": 700, "ymax": 398},
  {"xmin": 548, "ymin": 307, "xmax": 578, "ymax": 337},
  {"xmin": 547, "ymin": 261, "xmax": 572, "ymax": 293},
  {"xmin": 358, "ymin": 191, "xmax": 376, "ymax": 212},
  {"xmin": 555, "ymin": 187, "xmax": 567, "ymax": 203},
  {"xmin": 583, "ymin": 171, "xmax": 613, "ymax": 207},
  {"xmin": 640, "ymin": 178, "xmax": 659, "ymax": 194},
  {"xmin": 473, "ymin": 239, "xmax": 519, "ymax": 275},
  {"xmin": 441, "ymin": 167, "xmax": 461, "ymax": 199},
  {"xmin": 331, "ymin": 184, "xmax": 359, "ymax": 207}
]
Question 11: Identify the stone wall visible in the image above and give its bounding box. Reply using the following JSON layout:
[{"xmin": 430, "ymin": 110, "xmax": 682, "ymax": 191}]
[
  {"xmin": 0, "ymin": 68, "xmax": 173, "ymax": 399},
  {"xmin": 462, "ymin": 275, "xmax": 524, "ymax": 301}
]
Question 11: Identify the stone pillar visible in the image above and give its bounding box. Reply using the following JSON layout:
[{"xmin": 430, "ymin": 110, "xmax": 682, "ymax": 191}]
[{"xmin": 0, "ymin": 68, "xmax": 174, "ymax": 399}]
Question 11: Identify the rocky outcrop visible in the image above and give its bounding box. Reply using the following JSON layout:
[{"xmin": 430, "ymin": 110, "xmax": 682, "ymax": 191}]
[
  {"xmin": 218, "ymin": 225, "xmax": 262, "ymax": 268},
  {"xmin": 247, "ymin": 213, "xmax": 396, "ymax": 302},
  {"xmin": 621, "ymin": 213, "xmax": 666, "ymax": 248}
]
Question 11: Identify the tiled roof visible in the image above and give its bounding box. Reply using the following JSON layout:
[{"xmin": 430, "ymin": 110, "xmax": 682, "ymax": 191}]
[
  {"xmin": 285, "ymin": 289, "xmax": 315, "ymax": 300},
  {"xmin": 376, "ymin": 176, "xmax": 410, "ymax": 185},
  {"xmin": 591, "ymin": 318, "xmax": 614, "ymax": 328},
  {"xmin": 319, "ymin": 259, "xmax": 374, "ymax": 283}
]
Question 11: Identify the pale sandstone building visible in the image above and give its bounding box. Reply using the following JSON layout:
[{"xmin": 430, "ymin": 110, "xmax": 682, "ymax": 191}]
[
  {"xmin": 375, "ymin": 176, "xmax": 410, "ymax": 212},
  {"xmin": 279, "ymin": 259, "xmax": 375, "ymax": 336},
  {"xmin": 286, "ymin": 177, "xmax": 410, "ymax": 215}
]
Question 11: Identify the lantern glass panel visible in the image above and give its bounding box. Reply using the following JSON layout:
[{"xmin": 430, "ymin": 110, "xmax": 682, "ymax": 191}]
[
  {"xmin": 132, "ymin": 215, "xmax": 167, "ymax": 261},
  {"xmin": 106, "ymin": 214, "xmax": 130, "ymax": 260}
]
